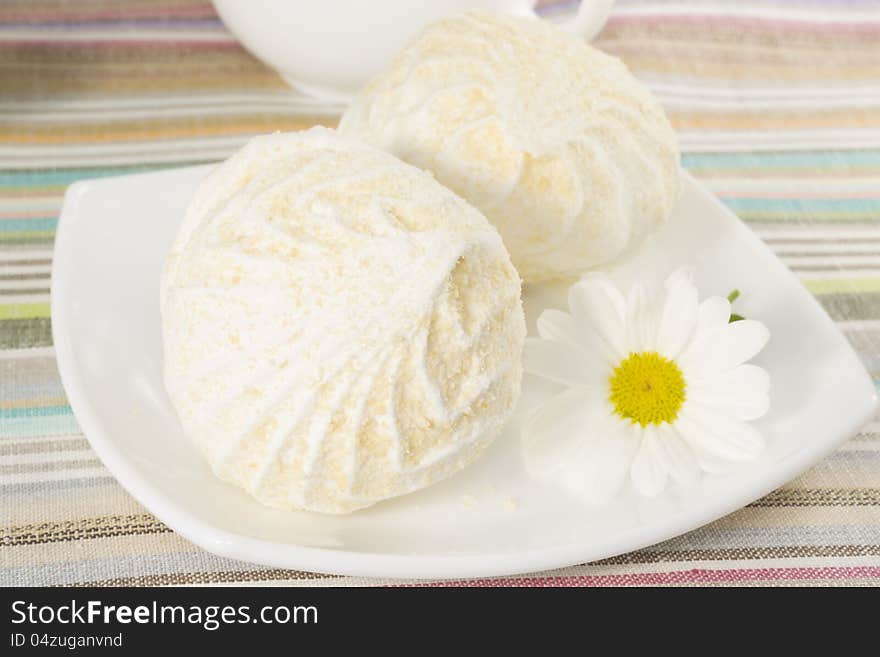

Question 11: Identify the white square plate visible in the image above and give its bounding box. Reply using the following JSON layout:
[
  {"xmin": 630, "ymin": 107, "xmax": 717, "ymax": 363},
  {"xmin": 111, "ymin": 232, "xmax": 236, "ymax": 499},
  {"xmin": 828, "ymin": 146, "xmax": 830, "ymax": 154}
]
[{"xmin": 52, "ymin": 165, "xmax": 877, "ymax": 579}]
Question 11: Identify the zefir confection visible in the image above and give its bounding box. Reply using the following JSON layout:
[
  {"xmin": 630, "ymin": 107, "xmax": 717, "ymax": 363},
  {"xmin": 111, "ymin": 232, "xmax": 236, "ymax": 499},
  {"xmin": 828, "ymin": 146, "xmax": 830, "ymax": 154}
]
[
  {"xmin": 340, "ymin": 11, "xmax": 680, "ymax": 282},
  {"xmin": 160, "ymin": 127, "xmax": 526, "ymax": 514}
]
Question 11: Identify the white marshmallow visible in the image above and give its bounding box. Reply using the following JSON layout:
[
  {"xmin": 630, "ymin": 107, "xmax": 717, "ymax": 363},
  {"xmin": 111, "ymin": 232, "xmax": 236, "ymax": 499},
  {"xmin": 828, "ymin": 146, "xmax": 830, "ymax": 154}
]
[
  {"xmin": 161, "ymin": 127, "xmax": 525, "ymax": 513},
  {"xmin": 340, "ymin": 11, "xmax": 680, "ymax": 282}
]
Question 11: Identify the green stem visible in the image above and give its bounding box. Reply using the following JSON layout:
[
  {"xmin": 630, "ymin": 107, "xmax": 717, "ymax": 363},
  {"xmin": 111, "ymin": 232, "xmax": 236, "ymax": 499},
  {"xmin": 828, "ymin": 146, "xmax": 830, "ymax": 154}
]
[{"xmin": 726, "ymin": 289, "xmax": 744, "ymax": 322}]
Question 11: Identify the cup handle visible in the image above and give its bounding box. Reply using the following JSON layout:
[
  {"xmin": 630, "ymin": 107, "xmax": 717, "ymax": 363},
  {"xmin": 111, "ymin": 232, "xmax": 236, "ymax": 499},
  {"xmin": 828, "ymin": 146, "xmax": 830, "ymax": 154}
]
[{"xmin": 554, "ymin": 0, "xmax": 615, "ymax": 41}]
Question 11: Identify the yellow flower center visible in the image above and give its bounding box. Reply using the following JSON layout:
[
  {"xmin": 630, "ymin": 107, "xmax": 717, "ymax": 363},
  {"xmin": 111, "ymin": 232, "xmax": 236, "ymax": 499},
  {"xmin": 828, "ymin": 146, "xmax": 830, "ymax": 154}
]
[{"xmin": 609, "ymin": 351, "xmax": 686, "ymax": 427}]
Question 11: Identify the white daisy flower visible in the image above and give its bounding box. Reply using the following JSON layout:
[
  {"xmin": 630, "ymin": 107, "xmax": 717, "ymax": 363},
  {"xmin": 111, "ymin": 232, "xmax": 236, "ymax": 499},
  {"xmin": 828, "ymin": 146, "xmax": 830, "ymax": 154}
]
[{"xmin": 522, "ymin": 268, "xmax": 770, "ymax": 503}]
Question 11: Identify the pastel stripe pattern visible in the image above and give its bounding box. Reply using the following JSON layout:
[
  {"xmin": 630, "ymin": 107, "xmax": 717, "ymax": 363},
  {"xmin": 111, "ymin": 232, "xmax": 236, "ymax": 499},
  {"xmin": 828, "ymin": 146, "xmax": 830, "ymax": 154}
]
[{"xmin": 2, "ymin": 0, "xmax": 880, "ymax": 587}]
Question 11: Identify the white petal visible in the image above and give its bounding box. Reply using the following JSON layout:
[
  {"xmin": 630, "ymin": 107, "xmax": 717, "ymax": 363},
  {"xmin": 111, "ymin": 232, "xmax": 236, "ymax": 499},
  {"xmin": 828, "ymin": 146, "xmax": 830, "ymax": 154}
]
[
  {"xmin": 523, "ymin": 338, "xmax": 596, "ymax": 386},
  {"xmin": 675, "ymin": 402, "xmax": 766, "ymax": 463},
  {"xmin": 564, "ymin": 416, "xmax": 640, "ymax": 504},
  {"xmin": 656, "ymin": 268, "xmax": 699, "ymax": 359},
  {"xmin": 697, "ymin": 295, "xmax": 733, "ymax": 335},
  {"xmin": 629, "ymin": 421, "xmax": 701, "ymax": 496},
  {"xmin": 679, "ymin": 319, "xmax": 770, "ymax": 380},
  {"xmin": 678, "ymin": 296, "xmax": 731, "ymax": 360},
  {"xmin": 522, "ymin": 387, "xmax": 597, "ymax": 477},
  {"xmin": 687, "ymin": 364, "xmax": 770, "ymax": 421},
  {"xmin": 568, "ymin": 274, "xmax": 627, "ymax": 359},
  {"xmin": 625, "ymin": 281, "xmax": 659, "ymax": 353},
  {"xmin": 536, "ymin": 308, "xmax": 616, "ymax": 368},
  {"xmin": 630, "ymin": 424, "xmax": 668, "ymax": 497},
  {"xmin": 536, "ymin": 309, "xmax": 578, "ymax": 345},
  {"xmin": 655, "ymin": 423, "xmax": 701, "ymax": 486},
  {"xmin": 693, "ymin": 451, "xmax": 743, "ymax": 474}
]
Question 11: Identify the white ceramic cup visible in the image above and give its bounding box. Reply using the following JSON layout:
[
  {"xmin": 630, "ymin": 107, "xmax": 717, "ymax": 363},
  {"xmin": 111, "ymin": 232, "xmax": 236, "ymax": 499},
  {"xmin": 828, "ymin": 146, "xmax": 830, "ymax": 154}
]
[{"xmin": 212, "ymin": 0, "xmax": 616, "ymax": 101}]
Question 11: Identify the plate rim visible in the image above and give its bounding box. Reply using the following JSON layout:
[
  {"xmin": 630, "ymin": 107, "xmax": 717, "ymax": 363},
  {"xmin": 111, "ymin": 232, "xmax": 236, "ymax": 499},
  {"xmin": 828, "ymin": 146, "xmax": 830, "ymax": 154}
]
[{"xmin": 51, "ymin": 168, "xmax": 878, "ymax": 579}]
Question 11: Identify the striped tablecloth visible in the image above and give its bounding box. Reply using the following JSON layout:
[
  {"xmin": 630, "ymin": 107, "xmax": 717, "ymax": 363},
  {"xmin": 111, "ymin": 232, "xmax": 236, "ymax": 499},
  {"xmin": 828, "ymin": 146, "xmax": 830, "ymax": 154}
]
[{"xmin": 2, "ymin": 0, "xmax": 880, "ymax": 587}]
